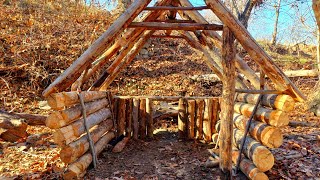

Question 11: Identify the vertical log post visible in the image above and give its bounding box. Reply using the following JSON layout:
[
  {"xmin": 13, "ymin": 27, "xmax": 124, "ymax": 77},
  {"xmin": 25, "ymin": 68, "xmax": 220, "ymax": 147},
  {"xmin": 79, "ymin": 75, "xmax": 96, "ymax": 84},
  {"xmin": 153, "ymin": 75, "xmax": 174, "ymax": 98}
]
[
  {"xmin": 211, "ymin": 99, "xmax": 220, "ymax": 134},
  {"xmin": 118, "ymin": 98, "xmax": 126, "ymax": 136},
  {"xmin": 146, "ymin": 98, "xmax": 154, "ymax": 139},
  {"xmin": 139, "ymin": 98, "xmax": 147, "ymax": 140},
  {"xmin": 113, "ymin": 97, "xmax": 119, "ymax": 136},
  {"xmin": 132, "ymin": 98, "xmax": 140, "ymax": 140},
  {"xmin": 187, "ymin": 100, "xmax": 196, "ymax": 139},
  {"xmin": 126, "ymin": 98, "xmax": 133, "ymax": 137},
  {"xmin": 178, "ymin": 98, "xmax": 187, "ymax": 139},
  {"xmin": 203, "ymin": 99, "xmax": 213, "ymax": 142},
  {"xmin": 195, "ymin": 99, "xmax": 205, "ymax": 140},
  {"xmin": 219, "ymin": 26, "xmax": 236, "ymax": 178}
]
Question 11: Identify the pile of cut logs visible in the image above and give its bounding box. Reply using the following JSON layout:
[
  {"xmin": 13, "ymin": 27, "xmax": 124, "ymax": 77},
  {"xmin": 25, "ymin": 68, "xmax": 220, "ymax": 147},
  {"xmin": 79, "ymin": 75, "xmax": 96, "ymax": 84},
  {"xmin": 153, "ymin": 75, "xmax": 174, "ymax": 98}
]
[
  {"xmin": 46, "ymin": 91, "xmax": 115, "ymax": 179},
  {"xmin": 211, "ymin": 93, "xmax": 295, "ymax": 180}
]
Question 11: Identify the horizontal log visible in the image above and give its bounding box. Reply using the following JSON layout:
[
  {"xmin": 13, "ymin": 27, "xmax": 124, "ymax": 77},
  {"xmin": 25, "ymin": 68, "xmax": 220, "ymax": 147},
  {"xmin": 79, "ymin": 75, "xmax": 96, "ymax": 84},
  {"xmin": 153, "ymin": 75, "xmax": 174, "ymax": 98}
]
[
  {"xmin": 46, "ymin": 98, "xmax": 108, "ymax": 129},
  {"xmin": 144, "ymin": 6, "xmax": 209, "ymax": 11},
  {"xmin": 234, "ymin": 102, "xmax": 289, "ymax": 127},
  {"xmin": 53, "ymin": 108, "xmax": 111, "ymax": 146},
  {"xmin": 112, "ymin": 137, "xmax": 130, "ymax": 153},
  {"xmin": 63, "ymin": 131, "xmax": 115, "ymax": 179},
  {"xmin": 115, "ymin": 95, "xmax": 220, "ymax": 101},
  {"xmin": 59, "ymin": 120, "xmax": 113, "ymax": 164},
  {"xmin": 233, "ymin": 129, "xmax": 274, "ymax": 172},
  {"xmin": 235, "ymin": 89, "xmax": 282, "ymax": 95},
  {"xmin": 0, "ymin": 110, "xmax": 46, "ymax": 126},
  {"xmin": 150, "ymin": 35, "xmax": 185, "ymax": 39},
  {"xmin": 236, "ymin": 93, "xmax": 295, "ymax": 112},
  {"xmin": 128, "ymin": 22, "xmax": 223, "ymax": 31},
  {"xmin": 0, "ymin": 115, "xmax": 28, "ymax": 142},
  {"xmin": 47, "ymin": 91, "xmax": 107, "ymax": 110}
]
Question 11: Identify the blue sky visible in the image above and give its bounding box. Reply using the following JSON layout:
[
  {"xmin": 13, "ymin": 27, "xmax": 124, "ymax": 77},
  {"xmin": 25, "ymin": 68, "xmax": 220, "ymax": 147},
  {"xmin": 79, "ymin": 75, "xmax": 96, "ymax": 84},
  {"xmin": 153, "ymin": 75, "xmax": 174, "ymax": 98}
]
[{"xmin": 88, "ymin": 0, "xmax": 317, "ymax": 45}]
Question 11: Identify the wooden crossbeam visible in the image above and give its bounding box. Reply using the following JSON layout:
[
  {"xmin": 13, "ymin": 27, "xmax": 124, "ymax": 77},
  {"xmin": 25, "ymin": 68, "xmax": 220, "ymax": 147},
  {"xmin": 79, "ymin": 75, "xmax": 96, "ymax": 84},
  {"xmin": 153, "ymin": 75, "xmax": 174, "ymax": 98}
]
[
  {"xmin": 128, "ymin": 22, "xmax": 223, "ymax": 31},
  {"xmin": 150, "ymin": 35, "xmax": 185, "ymax": 39},
  {"xmin": 144, "ymin": 6, "xmax": 209, "ymax": 11},
  {"xmin": 151, "ymin": 19, "xmax": 195, "ymax": 23}
]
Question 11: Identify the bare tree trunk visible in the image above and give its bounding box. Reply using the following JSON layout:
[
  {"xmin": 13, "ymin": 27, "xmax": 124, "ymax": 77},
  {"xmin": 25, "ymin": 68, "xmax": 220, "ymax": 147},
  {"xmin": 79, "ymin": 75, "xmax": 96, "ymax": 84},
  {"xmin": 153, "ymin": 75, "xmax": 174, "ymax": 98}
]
[{"xmin": 271, "ymin": 0, "xmax": 281, "ymax": 46}]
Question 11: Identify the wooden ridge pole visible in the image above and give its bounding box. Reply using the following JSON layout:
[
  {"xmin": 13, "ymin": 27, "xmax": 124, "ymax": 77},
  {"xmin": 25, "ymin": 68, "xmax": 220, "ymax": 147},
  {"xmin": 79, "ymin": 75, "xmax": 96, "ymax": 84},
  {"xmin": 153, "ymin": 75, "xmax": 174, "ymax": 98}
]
[
  {"xmin": 43, "ymin": 0, "xmax": 152, "ymax": 97},
  {"xmin": 219, "ymin": 26, "xmax": 236, "ymax": 178},
  {"xmin": 205, "ymin": 0, "xmax": 305, "ymax": 102}
]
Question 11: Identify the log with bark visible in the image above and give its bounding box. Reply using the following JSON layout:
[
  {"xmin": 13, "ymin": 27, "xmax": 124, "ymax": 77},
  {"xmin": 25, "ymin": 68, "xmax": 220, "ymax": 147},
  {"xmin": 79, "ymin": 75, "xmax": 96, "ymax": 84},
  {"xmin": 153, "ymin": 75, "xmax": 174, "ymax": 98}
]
[
  {"xmin": 187, "ymin": 100, "xmax": 196, "ymax": 139},
  {"xmin": 234, "ymin": 102, "xmax": 289, "ymax": 127},
  {"xmin": 59, "ymin": 120, "xmax": 113, "ymax": 163},
  {"xmin": 53, "ymin": 108, "xmax": 111, "ymax": 146},
  {"xmin": 195, "ymin": 99, "xmax": 205, "ymax": 140},
  {"xmin": 236, "ymin": 93, "xmax": 295, "ymax": 112},
  {"xmin": 128, "ymin": 22, "xmax": 223, "ymax": 31},
  {"xmin": 117, "ymin": 98, "xmax": 126, "ymax": 136},
  {"xmin": 126, "ymin": 98, "xmax": 133, "ymax": 137},
  {"xmin": 47, "ymin": 91, "xmax": 107, "ymax": 110},
  {"xmin": 146, "ymin": 98, "xmax": 154, "ymax": 138},
  {"xmin": 139, "ymin": 99, "xmax": 147, "ymax": 140},
  {"xmin": 46, "ymin": 98, "xmax": 108, "ymax": 129},
  {"xmin": 63, "ymin": 131, "xmax": 115, "ymax": 179},
  {"xmin": 233, "ymin": 129, "xmax": 274, "ymax": 172},
  {"xmin": 132, "ymin": 98, "xmax": 140, "ymax": 140},
  {"xmin": 203, "ymin": 99, "xmax": 213, "ymax": 142},
  {"xmin": 112, "ymin": 137, "xmax": 130, "ymax": 153},
  {"xmin": 0, "ymin": 113, "xmax": 28, "ymax": 142},
  {"xmin": 0, "ymin": 110, "xmax": 46, "ymax": 126}
]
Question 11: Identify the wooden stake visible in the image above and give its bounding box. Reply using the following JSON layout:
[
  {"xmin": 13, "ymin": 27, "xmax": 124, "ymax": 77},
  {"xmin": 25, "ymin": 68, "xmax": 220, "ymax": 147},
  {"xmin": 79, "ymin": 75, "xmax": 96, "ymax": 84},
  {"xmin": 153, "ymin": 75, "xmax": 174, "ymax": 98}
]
[
  {"xmin": 126, "ymin": 98, "xmax": 133, "ymax": 137},
  {"xmin": 132, "ymin": 98, "xmax": 140, "ymax": 140},
  {"xmin": 117, "ymin": 98, "xmax": 126, "ymax": 136},
  {"xmin": 139, "ymin": 99, "xmax": 147, "ymax": 140},
  {"xmin": 187, "ymin": 100, "xmax": 196, "ymax": 139},
  {"xmin": 146, "ymin": 98, "xmax": 154, "ymax": 138},
  {"xmin": 178, "ymin": 98, "xmax": 187, "ymax": 139},
  {"xmin": 211, "ymin": 99, "xmax": 219, "ymax": 134},
  {"xmin": 219, "ymin": 26, "xmax": 236, "ymax": 178},
  {"xmin": 203, "ymin": 99, "xmax": 213, "ymax": 142},
  {"xmin": 195, "ymin": 99, "xmax": 204, "ymax": 140}
]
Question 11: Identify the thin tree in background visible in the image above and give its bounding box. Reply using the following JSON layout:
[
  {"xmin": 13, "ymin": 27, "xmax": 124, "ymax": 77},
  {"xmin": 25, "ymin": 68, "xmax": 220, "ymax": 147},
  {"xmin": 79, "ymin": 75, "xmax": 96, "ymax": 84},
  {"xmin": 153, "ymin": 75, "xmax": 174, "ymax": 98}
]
[
  {"xmin": 313, "ymin": 0, "xmax": 320, "ymax": 74},
  {"xmin": 271, "ymin": 0, "xmax": 281, "ymax": 46}
]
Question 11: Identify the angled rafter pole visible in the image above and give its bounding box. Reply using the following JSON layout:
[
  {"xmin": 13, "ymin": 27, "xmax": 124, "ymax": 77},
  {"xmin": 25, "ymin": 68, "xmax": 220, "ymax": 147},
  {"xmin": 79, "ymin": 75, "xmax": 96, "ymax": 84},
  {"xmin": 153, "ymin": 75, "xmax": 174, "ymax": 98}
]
[
  {"xmin": 71, "ymin": 0, "xmax": 172, "ymax": 91},
  {"xmin": 204, "ymin": 0, "xmax": 306, "ymax": 102},
  {"xmin": 177, "ymin": 0, "xmax": 261, "ymax": 90},
  {"xmin": 97, "ymin": 30, "xmax": 156, "ymax": 91},
  {"xmin": 42, "ymin": 0, "xmax": 152, "ymax": 97}
]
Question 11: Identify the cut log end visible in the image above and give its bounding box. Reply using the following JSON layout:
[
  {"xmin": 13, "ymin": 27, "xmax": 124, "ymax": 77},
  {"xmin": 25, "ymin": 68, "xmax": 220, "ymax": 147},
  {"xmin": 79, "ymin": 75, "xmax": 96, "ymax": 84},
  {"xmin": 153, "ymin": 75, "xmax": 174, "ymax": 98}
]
[
  {"xmin": 251, "ymin": 145, "xmax": 275, "ymax": 172},
  {"xmin": 248, "ymin": 166, "xmax": 269, "ymax": 180},
  {"xmin": 262, "ymin": 127, "xmax": 283, "ymax": 148},
  {"xmin": 274, "ymin": 95, "xmax": 295, "ymax": 112},
  {"xmin": 269, "ymin": 110, "xmax": 289, "ymax": 127}
]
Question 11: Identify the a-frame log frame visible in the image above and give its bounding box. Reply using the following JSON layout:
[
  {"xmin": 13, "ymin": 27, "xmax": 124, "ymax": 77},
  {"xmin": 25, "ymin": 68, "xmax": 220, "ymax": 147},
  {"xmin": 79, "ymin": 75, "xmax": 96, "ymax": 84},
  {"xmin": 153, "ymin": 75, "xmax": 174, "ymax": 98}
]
[
  {"xmin": 204, "ymin": 0, "xmax": 306, "ymax": 102},
  {"xmin": 42, "ymin": 0, "xmax": 152, "ymax": 97}
]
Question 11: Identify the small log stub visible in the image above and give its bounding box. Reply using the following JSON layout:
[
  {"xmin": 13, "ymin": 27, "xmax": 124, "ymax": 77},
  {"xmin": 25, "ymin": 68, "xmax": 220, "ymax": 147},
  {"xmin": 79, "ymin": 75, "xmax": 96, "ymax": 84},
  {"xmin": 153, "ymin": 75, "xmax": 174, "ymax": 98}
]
[
  {"xmin": 204, "ymin": 0, "xmax": 305, "ymax": 102},
  {"xmin": 146, "ymin": 98, "xmax": 154, "ymax": 138},
  {"xmin": 126, "ymin": 98, "xmax": 133, "ymax": 137},
  {"xmin": 132, "ymin": 98, "xmax": 140, "ymax": 140},
  {"xmin": 203, "ymin": 99, "xmax": 213, "ymax": 142},
  {"xmin": 117, "ymin": 98, "xmax": 126, "ymax": 136},
  {"xmin": 59, "ymin": 120, "xmax": 113, "ymax": 163},
  {"xmin": 211, "ymin": 99, "xmax": 219, "ymax": 133},
  {"xmin": 233, "ymin": 113, "xmax": 283, "ymax": 148},
  {"xmin": 139, "ymin": 99, "xmax": 147, "ymax": 140},
  {"xmin": 195, "ymin": 99, "xmax": 205, "ymax": 140},
  {"xmin": 233, "ymin": 129, "xmax": 274, "ymax": 172},
  {"xmin": 219, "ymin": 26, "xmax": 236, "ymax": 178},
  {"xmin": 47, "ymin": 91, "xmax": 107, "ymax": 110},
  {"xmin": 63, "ymin": 131, "xmax": 115, "ymax": 179},
  {"xmin": 187, "ymin": 100, "xmax": 196, "ymax": 139},
  {"xmin": 236, "ymin": 93, "xmax": 295, "ymax": 112},
  {"xmin": 234, "ymin": 102, "xmax": 289, "ymax": 127},
  {"xmin": 42, "ymin": 0, "xmax": 152, "ymax": 97},
  {"xmin": 53, "ymin": 108, "xmax": 111, "ymax": 146},
  {"xmin": 46, "ymin": 98, "xmax": 108, "ymax": 129},
  {"xmin": 178, "ymin": 98, "xmax": 187, "ymax": 139}
]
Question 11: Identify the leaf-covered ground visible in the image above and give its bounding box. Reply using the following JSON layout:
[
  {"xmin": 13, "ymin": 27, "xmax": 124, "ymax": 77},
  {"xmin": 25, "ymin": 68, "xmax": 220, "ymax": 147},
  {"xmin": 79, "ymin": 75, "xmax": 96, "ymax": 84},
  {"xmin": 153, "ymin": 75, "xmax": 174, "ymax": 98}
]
[{"xmin": 0, "ymin": 0, "xmax": 319, "ymax": 179}]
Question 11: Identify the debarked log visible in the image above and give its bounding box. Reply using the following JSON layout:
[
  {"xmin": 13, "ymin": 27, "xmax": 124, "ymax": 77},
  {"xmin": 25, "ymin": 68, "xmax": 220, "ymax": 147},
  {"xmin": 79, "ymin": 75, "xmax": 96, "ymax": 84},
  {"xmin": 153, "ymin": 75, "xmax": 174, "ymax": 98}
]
[
  {"xmin": 53, "ymin": 108, "xmax": 111, "ymax": 146},
  {"xmin": 59, "ymin": 120, "xmax": 113, "ymax": 164},
  {"xmin": 46, "ymin": 98, "xmax": 108, "ymax": 129},
  {"xmin": 236, "ymin": 93, "xmax": 295, "ymax": 112},
  {"xmin": 47, "ymin": 91, "xmax": 107, "ymax": 110},
  {"xmin": 63, "ymin": 131, "xmax": 115, "ymax": 179},
  {"xmin": 234, "ymin": 102, "xmax": 289, "ymax": 127},
  {"xmin": 233, "ymin": 129, "xmax": 274, "ymax": 172}
]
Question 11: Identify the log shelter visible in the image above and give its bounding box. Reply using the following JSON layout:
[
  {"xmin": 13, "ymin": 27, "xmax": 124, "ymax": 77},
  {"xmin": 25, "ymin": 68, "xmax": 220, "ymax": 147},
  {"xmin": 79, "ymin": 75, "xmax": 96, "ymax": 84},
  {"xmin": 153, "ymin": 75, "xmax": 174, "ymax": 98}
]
[{"xmin": 42, "ymin": 0, "xmax": 305, "ymax": 179}]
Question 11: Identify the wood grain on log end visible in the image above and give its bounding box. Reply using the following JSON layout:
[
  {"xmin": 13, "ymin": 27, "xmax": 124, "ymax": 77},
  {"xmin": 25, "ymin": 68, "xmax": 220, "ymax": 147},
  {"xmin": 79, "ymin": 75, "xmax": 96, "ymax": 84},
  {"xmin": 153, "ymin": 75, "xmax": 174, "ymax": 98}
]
[
  {"xmin": 251, "ymin": 144, "xmax": 274, "ymax": 172},
  {"xmin": 268, "ymin": 110, "xmax": 289, "ymax": 127},
  {"xmin": 274, "ymin": 95, "xmax": 295, "ymax": 112},
  {"xmin": 261, "ymin": 127, "xmax": 283, "ymax": 148}
]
